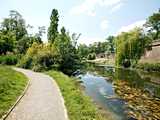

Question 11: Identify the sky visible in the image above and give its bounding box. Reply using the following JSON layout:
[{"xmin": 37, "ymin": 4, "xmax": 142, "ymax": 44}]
[{"xmin": 0, "ymin": 0, "xmax": 160, "ymax": 45}]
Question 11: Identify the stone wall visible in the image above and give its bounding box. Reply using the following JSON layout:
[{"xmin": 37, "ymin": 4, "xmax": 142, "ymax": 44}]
[{"xmin": 140, "ymin": 42, "xmax": 160, "ymax": 63}]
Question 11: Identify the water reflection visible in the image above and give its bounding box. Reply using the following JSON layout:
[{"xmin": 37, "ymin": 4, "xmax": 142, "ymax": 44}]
[{"xmin": 78, "ymin": 64, "xmax": 160, "ymax": 120}]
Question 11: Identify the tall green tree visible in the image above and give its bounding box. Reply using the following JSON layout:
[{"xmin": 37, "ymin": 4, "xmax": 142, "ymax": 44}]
[
  {"xmin": 1, "ymin": 10, "xmax": 27, "ymax": 40},
  {"xmin": 145, "ymin": 9, "xmax": 160, "ymax": 40},
  {"xmin": 54, "ymin": 27, "xmax": 80, "ymax": 75},
  {"xmin": 47, "ymin": 9, "xmax": 59, "ymax": 43},
  {"xmin": 0, "ymin": 10, "xmax": 28, "ymax": 54}
]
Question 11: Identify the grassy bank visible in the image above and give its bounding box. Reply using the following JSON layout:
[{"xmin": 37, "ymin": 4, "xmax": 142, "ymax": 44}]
[
  {"xmin": 0, "ymin": 65, "xmax": 28, "ymax": 118},
  {"xmin": 136, "ymin": 63, "xmax": 160, "ymax": 72},
  {"xmin": 47, "ymin": 70, "xmax": 106, "ymax": 120}
]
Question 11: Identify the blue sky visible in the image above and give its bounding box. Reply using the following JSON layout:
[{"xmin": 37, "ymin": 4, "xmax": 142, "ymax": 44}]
[{"xmin": 0, "ymin": 0, "xmax": 160, "ymax": 45}]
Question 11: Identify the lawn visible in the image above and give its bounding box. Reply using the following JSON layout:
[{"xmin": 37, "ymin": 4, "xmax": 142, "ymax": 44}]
[
  {"xmin": 0, "ymin": 65, "xmax": 28, "ymax": 118},
  {"xmin": 47, "ymin": 70, "xmax": 106, "ymax": 120}
]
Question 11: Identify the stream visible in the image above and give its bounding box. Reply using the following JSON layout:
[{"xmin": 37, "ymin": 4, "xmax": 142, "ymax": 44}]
[{"xmin": 76, "ymin": 64, "xmax": 160, "ymax": 120}]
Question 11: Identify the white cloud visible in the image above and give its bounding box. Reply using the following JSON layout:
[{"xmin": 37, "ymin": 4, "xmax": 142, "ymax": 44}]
[
  {"xmin": 100, "ymin": 20, "xmax": 109, "ymax": 30},
  {"xmin": 69, "ymin": 0, "xmax": 125, "ymax": 16},
  {"xmin": 117, "ymin": 20, "xmax": 146, "ymax": 35},
  {"xmin": 78, "ymin": 37, "xmax": 105, "ymax": 45},
  {"xmin": 69, "ymin": 0, "xmax": 98, "ymax": 16},
  {"xmin": 101, "ymin": 0, "xmax": 122, "ymax": 6},
  {"xmin": 110, "ymin": 3, "xmax": 124, "ymax": 13}
]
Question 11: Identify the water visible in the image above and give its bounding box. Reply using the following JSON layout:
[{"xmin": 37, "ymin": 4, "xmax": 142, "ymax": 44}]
[{"xmin": 77, "ymin": 64, "xmax": 160, "ymax": 120}]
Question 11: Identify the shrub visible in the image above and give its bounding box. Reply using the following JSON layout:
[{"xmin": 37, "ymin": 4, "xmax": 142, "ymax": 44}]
[
  {"xmin": 17, "ymin": 56, "xmax": 33, "ymax": 69},
  {"xmin": 136, "ymin": 63, "xmax": 160, "ymax": 72},
  {"xmin": 87, "ymin": 53, "xmax": 96, "ymax": 60},
  {"xmin": 0, "ymin": 54, "xmax": 18, "ymax": 65},
  {"xmin": 17, "ymin": 42, "xmax": 41, "ymax": 69},
  {"xmin": 18, "ymin": 43, "xmax": 59, "ymax": 71}
]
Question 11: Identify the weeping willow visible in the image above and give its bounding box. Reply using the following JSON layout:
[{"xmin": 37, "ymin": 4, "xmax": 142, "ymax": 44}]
[{"xmin": 115, "ymin": 28, "xmax": 146, "ymax": 67}]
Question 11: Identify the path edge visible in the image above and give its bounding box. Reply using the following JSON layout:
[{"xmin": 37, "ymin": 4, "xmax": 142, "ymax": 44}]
[
  {"xmin": 48, "ymin": 75, "xmax": 69, "ymax": 120},
  {"xmin": 0, "ymin": 67, "xmax": 31, "ymax": 120}
]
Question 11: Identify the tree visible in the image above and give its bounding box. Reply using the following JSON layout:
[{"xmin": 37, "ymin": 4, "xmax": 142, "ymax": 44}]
[
  {"xmin": 145, "ymin": 9, "xmax": 160, "ymax": 40},
  {"xmin": 33, "ymin": 26, "xmax": 45, "ymax": 44},
  {"xmin": 16, "ymin": 36, "xmax": 30, "ymax": 54},
  {"xmin": 1, "ymin": 10, "xmax": 27, "ymax": 40},
  {"xmin": 78, "ymin": 44, "xmax": 89, "ymax": 59},
  {"xmin": 115, "ymin": 28, "xmax": 146, "ymax": 67},
  {"xmin": 106, "ymin": 36, "xmax": 115, "ymax": 54},
  {"xmin": 47, "ymin": 9, "xmax": 59, "ymax": 43},
  {"xmin": 54, "ymin": 27, "xmax": 80, "ymax": 75},
  {"xmin": 71, "ymin": 33, "xmax": 81, "ymax": 47},
  {"xmin": 0, "ymin": 31, "xmax": 16, "ymax": 54},
  {"xmin": 0, "ymin": 10, "xmax": 28, "ymax": 54}
]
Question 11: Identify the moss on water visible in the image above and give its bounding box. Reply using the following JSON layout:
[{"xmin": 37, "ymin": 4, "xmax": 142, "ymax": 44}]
[{"xmin": 114, "ymin": 80, "xmax": 160, "ymax": 119}]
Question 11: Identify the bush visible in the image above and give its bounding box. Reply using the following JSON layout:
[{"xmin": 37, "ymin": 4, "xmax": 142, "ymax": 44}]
[
  {"xmin": 18, "ymin": 43, "xmax": 41, "ymax": 69},
  {"xmin": 87, "ymin": 53, "xmax": 96, "ymax": 60},
  {"xmin": 136, "ymin": 63, "xmax": 160, "ymax": 72},
  {"xmin": 18, "ymin": 43, "xmax": 59, "ymax": 71},
  {"xmin": 17, "ymin": 56, "xmax": 33, "ymax": 69},
  {"xmin": 0, "ymin": 54, "xmax": 18, "ymax": 65}
]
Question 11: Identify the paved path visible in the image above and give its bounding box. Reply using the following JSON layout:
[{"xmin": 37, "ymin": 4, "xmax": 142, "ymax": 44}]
[{"xmin": 6, "ymin": 68, "xmax": 68, "ymax": 120}]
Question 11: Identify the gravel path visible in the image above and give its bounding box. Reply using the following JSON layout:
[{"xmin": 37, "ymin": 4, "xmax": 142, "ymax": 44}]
[{"xmin": 6, "ymin": 68, "xmax": 68, "ymax": 120}]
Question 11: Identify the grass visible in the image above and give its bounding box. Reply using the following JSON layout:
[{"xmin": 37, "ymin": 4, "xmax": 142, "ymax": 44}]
[
  {"xmin": 0, "ymin": 65, "xmax": 28, "ymax": 118},
  {"xmin": 47, "ymin": 70, "xmax": 106, "ymax": 120}
]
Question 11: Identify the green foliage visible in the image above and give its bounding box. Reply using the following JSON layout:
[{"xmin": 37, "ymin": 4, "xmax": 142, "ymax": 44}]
[
  {"xmin": 145, "ymin": 9, "xmax": 160, "ymax": 40},
  {"xmin": 17, "ymin": 10, "xmax": 81, "ymax": 75},
  {"xmin": 106, "ymin": 36, "xmax": 115, "ymax": 54},
  {"xmin": 115, "ymin": 28, "xmax": 146, "ymax": 67},
  {"xmin": 16, "ymin": 36, "xmax": 31, "ymax": 54},
  {"xmin": 88, "ymin": 42, "xmax": 109, "ymax": 55},
  {"xmin": 0, "ymin": 54, "xmax": 18, "ymax": 65},
  {"xmin": 47, "ymin": 71, "xmax": 105, "ymax": 120},
  {"xmin": 33, "ymin": 44, "xmax": 59, "ymax": 71},
  {"xmin": 78, "ymin": 44, "xmax": 90, "ymax": 59},
  {"xmin": 0, "ymin": 31, "xmax": 16, "ymax": 54},
  {"xmin": 136, "ymin": 63, "xmax": 160, "ymax": 72},
  {"xmin": 0, "ymin": 66, "xmax": 28, "ymax": 117},
  {"xmin": 77, "ymin": 41, "xmax": 110, "ymax": 60},
  {"xmin": 87, "ymin": 53, "xmax": 96, "ymax": 60},
  {"xmin": 48, "ymin": 9, "xmax": 59, "ymax": 43},
  {"xmin": 54, "ymin": 27, "xmax": 80, "ymax": 75},
  {"xmin": 18, "ymin": 43, "xmax": 59, "ymax": 71},
  {"xmin": 17, "ymin": 42, "xmax": 41, "ymax": 69},
  {"xmin": 1, "ymin": 10, "xmax": 27, "ymax": 40},
  {"xmin": 0, "ymin": 10, "xmax": 28, "ymax": 55},
  {"xmin": 0, "ymin": 10, "xmax": 44, "ymax": 55}
]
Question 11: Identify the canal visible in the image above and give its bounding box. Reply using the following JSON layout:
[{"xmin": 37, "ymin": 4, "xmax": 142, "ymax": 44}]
[{"xmin": 77, "ymin": 64, "xmax": 160, "ymax": 120}]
